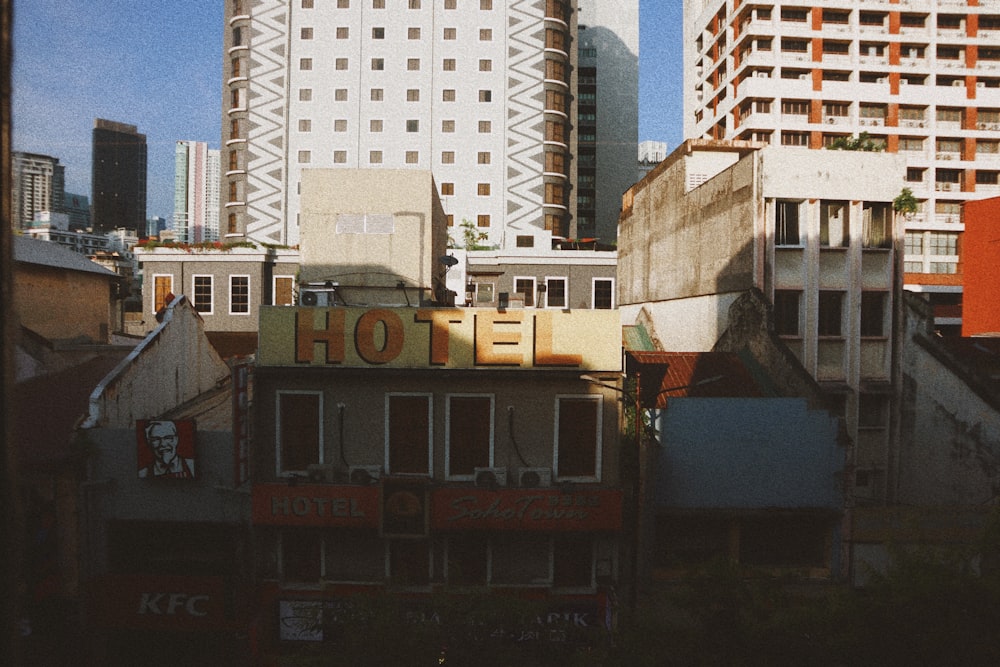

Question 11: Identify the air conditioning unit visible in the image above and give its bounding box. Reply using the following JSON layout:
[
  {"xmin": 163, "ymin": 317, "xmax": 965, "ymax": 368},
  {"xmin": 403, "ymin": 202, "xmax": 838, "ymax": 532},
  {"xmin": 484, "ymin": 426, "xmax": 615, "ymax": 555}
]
[
  {"xmin": 940, "ymin": 183, "xmax": 953, "ymax": 191},
  {"xmin": 953, "ymin": 80, "xmax": 964, "ymax": 87},
  {"xmin": 300, "ymin": 288, "xmax": 336, "ymax": 307},
  {"xmin": 474, "ymin": 467, "xmax": 507, "ymax": 489},
  {"xmin": 518, "ymin": 468, "xmax": 553, "ymax": 488},
  {"xmin": 306, "ymin": 463, "xmax": 338, "ymax": 483},
  {"xmin": 799, "ymin": 73, "xmax": 809, "ymax": 80},
  {"xmin": 876, "ymin": 77, "xmax": 888, "ymax": 83},
  {"xmin": 978, "ymin": 122, "xmax": 988, "ymax": 129},
  {"xmin": 349, "ymin": 465, "xmax": 382, "ymax": 485},
  {"xmin": 900, "ymin": 79, "xmax": 909, "ymax": 85},
  {"xmin": 826, "ymin": 116, "xmax": 837, "ymax": 124},
  {"xmin": 977, "ymin": 82, "xmax": 987, "ymax": 88}
]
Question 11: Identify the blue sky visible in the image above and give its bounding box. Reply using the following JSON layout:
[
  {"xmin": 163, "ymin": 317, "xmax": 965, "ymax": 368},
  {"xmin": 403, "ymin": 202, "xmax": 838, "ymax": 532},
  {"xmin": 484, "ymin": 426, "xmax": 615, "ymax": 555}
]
[{"xmin": 12, "ymin": 0, "xmax": 682, "ymax": 222}]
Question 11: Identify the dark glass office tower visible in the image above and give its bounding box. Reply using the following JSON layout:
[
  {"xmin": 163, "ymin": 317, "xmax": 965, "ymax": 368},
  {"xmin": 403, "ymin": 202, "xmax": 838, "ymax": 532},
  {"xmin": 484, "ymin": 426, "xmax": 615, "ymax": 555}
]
[{"xmin": 92, "ymin": 118, "xmax": 147, "ymax": 234}]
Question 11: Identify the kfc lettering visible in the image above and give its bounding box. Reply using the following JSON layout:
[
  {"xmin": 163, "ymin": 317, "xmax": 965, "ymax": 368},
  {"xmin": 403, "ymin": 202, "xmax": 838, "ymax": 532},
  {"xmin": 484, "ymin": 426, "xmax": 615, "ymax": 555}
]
[{"xmin": 138, "ymin": 592, "xmax": 209, "ymax": 617}]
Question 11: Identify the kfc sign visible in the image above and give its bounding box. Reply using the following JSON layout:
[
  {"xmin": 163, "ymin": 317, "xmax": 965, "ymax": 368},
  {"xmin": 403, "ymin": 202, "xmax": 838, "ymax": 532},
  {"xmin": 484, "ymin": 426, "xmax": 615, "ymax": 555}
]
[{"xmin": 88, "ymin": 575, "xmax": 231, "ymax": 630}]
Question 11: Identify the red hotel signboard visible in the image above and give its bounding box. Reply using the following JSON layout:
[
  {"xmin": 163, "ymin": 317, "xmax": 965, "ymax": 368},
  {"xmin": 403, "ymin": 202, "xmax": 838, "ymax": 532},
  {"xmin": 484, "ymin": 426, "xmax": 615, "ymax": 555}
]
[
  {"xmin": 252, "ymin": 484, "xmax": 380, "ymax": 527},
  {"xmin": 431, "ymin": 489, "xmax": 623, "ymax": 532}
]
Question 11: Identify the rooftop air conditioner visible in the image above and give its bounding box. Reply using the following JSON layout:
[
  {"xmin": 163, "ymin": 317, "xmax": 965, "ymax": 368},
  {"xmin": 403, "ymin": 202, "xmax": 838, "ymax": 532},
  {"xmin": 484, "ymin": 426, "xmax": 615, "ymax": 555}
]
[
  {"xmin": 306, "ymin": 463, "xmax": 338, "ymax": 483},
  {"xmin": 518, "ymin": 468, "xmax": 553, "ymax": 488},
  {"xmin": 474, "ymin": 467, "xmax": 507, "ymax": 489},
  {"xmin": 300, "ymin": 288, "xmax": 336, "ymax": 307},
  {"xmin": 349, "ymin": 465, "xmax": 382, "ymax": 485}
]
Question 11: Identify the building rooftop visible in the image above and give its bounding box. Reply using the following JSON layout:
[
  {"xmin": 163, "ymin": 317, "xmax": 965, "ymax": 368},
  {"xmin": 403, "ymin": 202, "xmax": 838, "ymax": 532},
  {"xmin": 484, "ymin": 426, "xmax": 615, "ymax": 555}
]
[{"xmin": 14, "ymin": 235, "xmax": 118, "ymax": 277}]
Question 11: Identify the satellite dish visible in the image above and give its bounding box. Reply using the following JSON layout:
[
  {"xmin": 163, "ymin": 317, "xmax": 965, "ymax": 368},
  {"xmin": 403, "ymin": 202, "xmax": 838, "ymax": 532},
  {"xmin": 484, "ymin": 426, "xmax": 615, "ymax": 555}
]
[{"xmin": 439, "ymin": 254, "xmax": 459, "ymax": 267}]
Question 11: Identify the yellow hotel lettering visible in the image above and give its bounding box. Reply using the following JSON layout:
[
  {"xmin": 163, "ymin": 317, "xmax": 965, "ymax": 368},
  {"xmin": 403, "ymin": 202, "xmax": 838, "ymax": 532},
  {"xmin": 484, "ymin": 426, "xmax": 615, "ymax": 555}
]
[{"xmin": 258, "ymin": 307, "xmax": 621, "ymax": 371}]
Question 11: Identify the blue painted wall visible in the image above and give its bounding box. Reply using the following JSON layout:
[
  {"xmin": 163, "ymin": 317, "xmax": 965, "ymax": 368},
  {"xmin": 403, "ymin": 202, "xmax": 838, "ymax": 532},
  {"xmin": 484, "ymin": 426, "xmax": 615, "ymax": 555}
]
[{"xmin": 655, "ymin": 398, "xmax": 843, "ymax": 509}]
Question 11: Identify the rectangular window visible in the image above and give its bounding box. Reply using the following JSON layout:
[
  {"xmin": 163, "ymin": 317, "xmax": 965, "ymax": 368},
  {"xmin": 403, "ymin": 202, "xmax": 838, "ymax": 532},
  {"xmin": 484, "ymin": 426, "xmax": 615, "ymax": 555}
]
[
  {"xmin": 442, "ymin": 120, "xmax": 455, "ymax": 133},
  {"xmin": 441, "ymin": 151, "xmax": 455, "ymax": 164},
  {"xmin": 337, "ymin": 0, "xmax": 349, "ymax": 6},
  {"xmin": 373, "ymin": 0, "xmax": 384, "ymax": 7},
  {"xmin": 334, "ymin": 151, "xmax": 347, "ymax": 164},
  {"xmin": 818, "ymin": 291, "xmax": 843, "ymax": 337},
  {"xmin": 481, "ymin": 0, "xmax": 493, "ymax": 8},
  {"xmin": 514, "ymin": 277, "xmax": 536, "ymax": 307},
  {"xmin": 555, "ymin": 396, "xmax": 602, "ymax": 480},
  {"xmin": 546, "ymin": 277, "xmax": 567, "ymax": 308},
  {"xmin": 230, "ymin": 275, "xmax": 250, "ymax": 314},
  {"xmin": 443, "ymin": 58, "xmax": 456, "ymax": 71},
  {"xmin": 476, "ymin": 214, "xmax": 490, "ymax": 228},
  {"xmin": 593, "ymin": 278, "xmax": 614, "ymax": 310},
  {"xmin": 297, "ymin": 150, "xmax": 311, "ymax": 164},
  {"xmin": 475, "ymin": 282, "xmax": 494, "ymax": 303},
  {"xmin": 477, "ymin": 183, "xmax": 490, "ymax": 196},
  {"xmin": 298, "ymin": 119, "xmax": 312, "ymax": 132},
  {"xmin": 193, "ymin": 275, "xmax": 213, "ymax": 313},
  {"xmin": 478, "ymin": 120, "xmax": 491, "ymax": 133},
  {"xmin": 408, "ymin": 27, "xmax": 420, "ymax": 39},
  {"xmin": 301, "ymin": 27, "xmax": 313, "ymax": 40},
  {"xmin": 407, "ymin": 58, "xmax": 420, "ymax": 71},
  {"xmin": 406, "ymin": 119, "xmax": 419, "ymax": 132},
  {"xmin": 862, "ymin": 202, "xmax": 892, "ymax": 248},
  {"xmin": 905, "ymin": 231, "xmax": 924, "ymax": 255},
  {"xmin": 369, "ymin": 150, "xmax": 382, "ymax": 164},
  {"xmin": 477, "ymin": 151, "xmax": 491, "ymax": 164},
  {"xmin": 336, "ymin": 26, "xmax": 349, "ymax": 39},
  {"xmin": 408, "ymin": 0, "xmax": 421, "ymax": 8},
  {"xmin": 820, "ymin": 200, "xmax": 850, "ymax": 247},
  {"xmin": 480, "ymin": 28, "xmax": 492, "ymax": 41},
  {"xmin": 773, "ymin": 290, "xmax": 800, "ymax": 336},
  {"xmin": 406, "ymin": 89, "xmax": 420, "ymax": 102},
  {"xmin": 299, "ymin": 57, "xmax": 312, "ymax": 70},
  {"xmin": 929, "ymin": 231, "xmax": 958, "ymax": 255},
  {"xmin": 479, "ymin": 90, "xmax": 492, "ymax": 102},
  {"xmin": 775, "ymin": 200, "xmax": 801, "ymax": 245},
  {"xmin": 299, "ymin": 88, "xmax": 312, "ymax": 101},
  {"xmin": 277, "ymin": 391, "xmax": 322, "ymax": 473},
  {"xmin": 553, "ymin": 534, "xmax": 593, "ymax": 588},
  {"xmin": 372, "ymin": 26, "xmax": 384, "ymax": 39},
  {"xmin": 273, "ymin": 276, "xmax": 295, "ymax": 306},
  {"xmin": 447, "ymin": 535, "xmax": 488, "ymax": 585},
  {"xmin": 405, "ymin": 151, "xmax": 419, "ymax": 164},
  {"xmin": 334, "ymin": 119, "xmax": 347, "ymax": 132},
  {"xmin": 370, "ymin": 119, "xmax": 383, "ymax": 132},
  {"xmin": 372, "ymin": 58, "xmax": 384, "ymax": 70},
  {"xmin": 440, "ymin": 182, "xmax": 454, "ymax": 196},
  {"xmin": 153, "ymin": 275, "xmax": 173, "ymax": 313},
  {"xmin": 860, "ymin": 292, "xmax": 886, "ymax": 337},
  {"xmin": 446, "ymin": 395, "xmax": 493, "ymax": 478},
  {"xmin": 444, "ymin": 27, "xmax": 456, "ymax": 40},
  {"xmin": 371, "ymin": 88, "xmax": 384, "ymax": 101},
  {"xmin": 387, "ymin": 394, "xmax": 431, "ymax": 475},
  {"xmin": 389, "ymin": 540, "xmax": 429, "ymax": 586},
  {"xmin": 479, "ymin": 59, "xmax": 492, "ymax": 72},
  {"xmin": 445, "ymin": 0, "xmax": 456, "ymax": 8},
  {"xmin": 335, "ymin": 88, "xmax": 348, "ymax": 101},
  {"xmin": 443, "ymin": 89, "xmax": 456, "ymax": 101},
  {"xmin": 281, "ymin": 531, "xmax": 321, "ymax": 583}
]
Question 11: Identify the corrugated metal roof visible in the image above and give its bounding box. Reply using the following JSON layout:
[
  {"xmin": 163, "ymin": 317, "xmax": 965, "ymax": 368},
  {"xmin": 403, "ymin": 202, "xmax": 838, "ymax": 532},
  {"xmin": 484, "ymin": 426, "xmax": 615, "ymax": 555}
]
[
  {"xmin": 14, "ymin": 235, "xmax": 118, "ymax": 277},
  {"xmin": 622, "ymin": 324, "xmax": 655, "ymax": 351},
  {"xmin": 627, "ymin": 351, "xmax": 764, "ymax": 408}
]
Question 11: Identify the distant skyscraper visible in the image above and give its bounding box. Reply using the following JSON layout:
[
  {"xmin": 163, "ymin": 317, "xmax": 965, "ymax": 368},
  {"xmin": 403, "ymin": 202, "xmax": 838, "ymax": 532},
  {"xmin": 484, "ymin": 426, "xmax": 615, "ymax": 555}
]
[
  {"xmin": 147, "ymin": 215, "xmax": 168, "ymax": 238},
  {"xmin": 91, "ymin": 119, "xmax": 147, "ymax": 234},
  {"xmin": 63, "ymin": 192, "xmax": 91, "ymax": 230},
  {"xmin": 222, "ymin": 0, "xmax": 638, "ymax": 249},
  {"xmin": 12, "ymin": 151, "xmax": 65, "ymax": 229},
  {"xmin": 174, "ymin": 141, "xmax": 221, "ymax": 243}
]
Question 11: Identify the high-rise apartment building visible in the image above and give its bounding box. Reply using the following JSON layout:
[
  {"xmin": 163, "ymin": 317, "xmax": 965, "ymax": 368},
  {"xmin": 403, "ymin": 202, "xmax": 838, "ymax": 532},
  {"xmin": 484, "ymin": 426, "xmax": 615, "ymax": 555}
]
[
  {"xmin": 91, "ymin": 119, "xmax": 147, "ymax": 234},
  {"xmin": 223, "ymin": 0, "xmax": 637, "ymax": 250},
  {"xmin": 174, "ymin": 141, "xmax": 221, "ymax": 243},
  {"xmin": 684, "ymin": 0, "xmax": 1000, "ymax": 330},
  {"xmin": 12, "ymin": 151, "xmax": 65, "ymax": 229}
]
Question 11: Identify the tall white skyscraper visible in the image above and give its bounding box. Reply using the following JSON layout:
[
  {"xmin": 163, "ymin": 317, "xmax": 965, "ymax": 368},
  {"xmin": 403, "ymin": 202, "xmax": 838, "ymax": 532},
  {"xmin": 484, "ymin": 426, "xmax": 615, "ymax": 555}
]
[
  {"xmin": 222, "ymin": 0, "xmax": 637, "ymax": 250},
  {"xmin": 684, "ymin": 0, "xmax": 1000, "ymax": 330},
  {"xmin": 174, "ymin": 140, "xmax": 221, "ymax": 243}
]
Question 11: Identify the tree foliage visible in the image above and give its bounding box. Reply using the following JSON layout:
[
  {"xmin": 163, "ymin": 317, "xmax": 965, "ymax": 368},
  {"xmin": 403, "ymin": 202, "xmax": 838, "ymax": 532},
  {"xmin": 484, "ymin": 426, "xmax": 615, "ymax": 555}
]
[{"xmin": 825, "ymin": 132, "xmax": 884, "ymax": 152}]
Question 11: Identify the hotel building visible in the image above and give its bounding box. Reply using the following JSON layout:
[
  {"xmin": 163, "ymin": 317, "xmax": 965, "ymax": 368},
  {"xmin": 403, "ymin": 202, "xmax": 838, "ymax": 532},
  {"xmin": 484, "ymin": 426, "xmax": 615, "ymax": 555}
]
[
  {"xmin": 684, "ymin": 0, "xmax": 1000, "ymax": 331},
  {"xmin": 222, "ymin": 0, "xmax": 637, "ymax": 250}
]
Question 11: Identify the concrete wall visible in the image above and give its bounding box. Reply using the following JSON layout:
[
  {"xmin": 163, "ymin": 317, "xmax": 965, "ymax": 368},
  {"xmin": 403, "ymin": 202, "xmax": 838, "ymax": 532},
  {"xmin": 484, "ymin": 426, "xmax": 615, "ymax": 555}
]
[
  {"xmin": 898, "ymin": 296, "xmax": 1000, "ymax": 505},
  {"xmin": 299, "ymin": 169, "xmax": 448, "ymax": 298},
  {"xmin": 84, "ymin": 297, "xmax": 231, "ymax": 429},
  {"xmin": 15, "ymin": 263, "xmax": 113, "ymax": 342}
]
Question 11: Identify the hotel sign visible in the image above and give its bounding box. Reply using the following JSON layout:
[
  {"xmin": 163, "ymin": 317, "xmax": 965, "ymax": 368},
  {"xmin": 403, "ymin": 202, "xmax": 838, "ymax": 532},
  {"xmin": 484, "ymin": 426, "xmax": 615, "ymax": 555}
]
[
  {"xmin": 258, "ymin": 307, "xmax": 621, "ymax": 370},
  {"xmin": 431, "ymin": 489, "xmax": 623, "ymax": 532},
  {"xmin": 252, "ymin": 484, "xmax": 380, "ymax": 527}
]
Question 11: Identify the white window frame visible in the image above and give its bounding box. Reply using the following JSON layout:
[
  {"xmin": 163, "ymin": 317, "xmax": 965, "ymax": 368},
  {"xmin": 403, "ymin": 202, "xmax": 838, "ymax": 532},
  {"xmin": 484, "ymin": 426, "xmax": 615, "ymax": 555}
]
[
  {"xmin": 512, "ymin": 276, "xmax": 537, "ymax": 308},
  {"xmin": 544, "ymin": 276, "xmax": 568, "ymax": 309},
  {"xmin": 444, "ymin": 394, "xmax": 495, "ymax": 480},
  {"xmin": 553, "ymin": 394, "xmax": 603, "ymax": 483},
  {"xmin": 229, "ymin": 274, "xmax": 251, "ymax": 315},
  {"xmin": 385, "ymin": 392, "xmax": 434, "ymax": 476},
  {"xmin": 273, "ymin": 275, "xmax": 296, "ymax": 306},
  {"xmin": 275, "ymin": 390, "xmax": 324, "ymax": 476},
  {"xmin": 152, "ymin": 274, "xmax": 174, "ymax": 314},
  {"xmin": 592, "ymin": 277, "xmax": 615, "ymax": 310},
  {"xmin": 192, "ymin": 274, "xmax": 214, "ymax": 315}
]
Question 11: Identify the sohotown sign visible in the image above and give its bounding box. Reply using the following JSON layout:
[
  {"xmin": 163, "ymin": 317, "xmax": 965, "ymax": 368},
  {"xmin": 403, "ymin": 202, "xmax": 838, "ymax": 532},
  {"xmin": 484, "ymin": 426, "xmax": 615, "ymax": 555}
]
[
  {"xmin": 431, "ymin": 489, "xmax": 623, "ymax": 532},
  {"xmin": 258, "ymin": 306, "xmax": 622, "ymax": 371}
]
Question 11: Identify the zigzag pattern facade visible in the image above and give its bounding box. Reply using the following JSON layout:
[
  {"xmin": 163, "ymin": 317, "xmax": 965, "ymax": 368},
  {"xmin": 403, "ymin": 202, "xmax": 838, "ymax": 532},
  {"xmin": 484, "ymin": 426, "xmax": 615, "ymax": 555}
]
[
  {"xmin": 503, "ymin": 0, "xmax": 548, "ymax": 241},
  {"xmin": 245, "ymin": 0, "xmax": 290, "ymax": 244}
]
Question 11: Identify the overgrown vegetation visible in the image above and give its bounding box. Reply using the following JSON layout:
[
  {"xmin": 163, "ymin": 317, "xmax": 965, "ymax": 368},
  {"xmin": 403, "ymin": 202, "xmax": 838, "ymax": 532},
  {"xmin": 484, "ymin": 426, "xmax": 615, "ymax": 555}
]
[
  {"xmin": 448, "ymin": 219, "xmax": 496, "ymax": 251},
  {"xmin": 893, "ymin": 187, "xmax": 919, "ymax": 216},
  {"xmin": 137, "ymin": 239, "xmax": 261, "ymax": 251},
  {"xmin": 825, "ymin": 131, "xmax": 884, "ymax": 152}
]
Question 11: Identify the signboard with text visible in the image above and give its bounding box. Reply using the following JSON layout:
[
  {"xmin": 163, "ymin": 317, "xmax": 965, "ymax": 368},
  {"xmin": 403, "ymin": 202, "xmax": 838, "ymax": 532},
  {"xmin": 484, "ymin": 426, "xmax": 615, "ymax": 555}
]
[
  {"xmin": 258, "ymin": 307, "xmax": 622, "ymax": 371},
  {"xmin": 431, "ymin": 489, "xmax": 623, "ymax": 532},
  {"xmin": 87, "ymin": 575, "xmax": 233, "ymax": 631},
  {"xmin": 252, "ymin": 484, "xmax": 380, "ymax": 527}
]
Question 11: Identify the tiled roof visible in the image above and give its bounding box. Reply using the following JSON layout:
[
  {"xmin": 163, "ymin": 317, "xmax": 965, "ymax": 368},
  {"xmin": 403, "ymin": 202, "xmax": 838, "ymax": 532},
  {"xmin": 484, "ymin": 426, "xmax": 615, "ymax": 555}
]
[
  {"xmin": 626, "ymin": 351, "xmax": 764, "ymax": 408},
  {"xmin": 13, "ymin": 235, "xmax": 118, "ymax": 277}
]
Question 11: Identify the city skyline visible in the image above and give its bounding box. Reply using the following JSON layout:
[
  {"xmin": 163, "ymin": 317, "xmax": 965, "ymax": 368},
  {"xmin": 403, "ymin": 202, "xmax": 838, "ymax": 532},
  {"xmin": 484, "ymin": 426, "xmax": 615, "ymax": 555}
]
[{"xmin": 11, "ymin": 1, "xmax": 682, "ymax": 224}]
